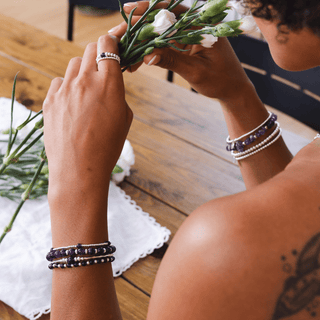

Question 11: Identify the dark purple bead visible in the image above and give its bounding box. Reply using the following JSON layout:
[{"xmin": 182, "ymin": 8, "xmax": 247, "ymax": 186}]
[
  {"xmin": 101, "ymin": 52, "xmax": 106, "ymax": 58},
  {"xmin": 67, "ymin": 257, "xmax": 75, "ymax": 264},
  {"xmin": 55, "ymin": 250, "xmax": 62, "ymax": 258},
  {"xmin": 88, "ymin": 248, "xmax": 95, "ymax": 255},
  {"xmin": 104, "ymin": 246, "xmax": 111, "ymax": 254},
  {"xmin": 73, "ymin": 263, "xmax": 79, "ymax": 267},
  {"xmin": 77, "ymin": 243, "xmax": 82, "ymax": 248},
  {"xmin": 226, "ymin": 145, "xmax": 231, "ymax": 151},
  {"xmin": 96, "ymin": 258, "xmax": 101, "ymax": 264},
  {"xmin": 77, "ymin": 248, "xmax": 85, "ymax": 255},
  {"xmin": 110, "ymin": 256, "xmax": 115, "ymax": 262},
  {"xmin": 260, "ymin": 127, "xmax": 266, "ymax": 134},
  {"xmin": 50, "ymin": 247, "xmax": 54, "ymax": 252},
  {"xmin": 68, "ymin": 248, "xmax": 75, "ymax": 256},
  {"xmin": 255, "ymin": 131, "xmax": 261, "ymax": 138},
  {"xmin": 244, "ymin": 138, "xmax": 251, "ymax": 145},
  {"xmin": 249, "ymin": 135, "xmax": 256, "ymax": 143},
  {"xmin": 96, "ymin": 248, "xmax": 102, "ymax": 255},
  {"xmin": 48, "ymin": 264, "xmax": 54, "ymax": 270},
  {"xmin": 60, "ymin": 264, "xmax": 65, "ymax": 269},
  {"xmin": 67, "ymin": 264, "xmax": 73, "ymax": 268},
  {"xmin": 258, "ymin": 129, "xmax": 265, "ymax": 136},
  {"xmin": 89, "ymin": 260, "xmax": 94, "ymax": 265},
  {"xmin": 60, "ymin": 249, "xmax": 66, "ymax": 257},
  {"xmin": 81, "ymin": 261, "xmax": 87, "ymax": 267}
]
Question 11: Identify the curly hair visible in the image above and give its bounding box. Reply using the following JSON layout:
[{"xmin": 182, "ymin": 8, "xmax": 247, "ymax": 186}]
[{"xmin": 236, "ymin": 0, "xmax": 320, "ymax": 37}]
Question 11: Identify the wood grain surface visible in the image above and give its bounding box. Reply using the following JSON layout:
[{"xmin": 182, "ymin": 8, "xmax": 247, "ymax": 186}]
[{"xmin": 0, "ymin": 13, "xmax": 316, "ymax": 320}]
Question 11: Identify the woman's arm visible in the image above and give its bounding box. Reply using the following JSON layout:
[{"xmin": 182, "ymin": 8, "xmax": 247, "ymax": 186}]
[
  {"xmin": 43, "ymin": 35, "xmax": 132, "ymax": 320},
  {"xmin": 111, "ymin": 1, "xmax": 293, "ymax": 188}
]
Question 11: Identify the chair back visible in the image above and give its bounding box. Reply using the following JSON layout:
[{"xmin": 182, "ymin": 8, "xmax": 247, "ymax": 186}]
[
  {"xmin": 228, "ymin": 35, "xmax": 320, "ymax": 131},
  {"xmin": 68, "ymin": 0, "xmax": 128, "ymax": 10}
]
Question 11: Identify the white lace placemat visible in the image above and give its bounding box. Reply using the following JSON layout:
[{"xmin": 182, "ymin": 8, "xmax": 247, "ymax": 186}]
[{"xmin": 0, "ymin": 97, "xmax": 171, "ymax": 319}]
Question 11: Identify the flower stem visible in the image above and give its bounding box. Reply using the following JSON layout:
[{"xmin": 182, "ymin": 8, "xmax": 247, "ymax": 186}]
[
  {"xmin": 0, "ymin": 149, "xmax": 46, "ymax": 244},
  {"xmin": 6, "ymin": 73, "xmax": 19, "ymax": 158},
  {"xmin": 0, "ymin": 200, "xmax": 25, "ymax": 243}
]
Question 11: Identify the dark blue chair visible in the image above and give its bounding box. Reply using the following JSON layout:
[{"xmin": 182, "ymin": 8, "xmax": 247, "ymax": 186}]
[
  {"xmin": 228, "ymin": 35, "xmax": 320, "ymax": 131},
  {"xmin": 68, "ymin": 0, "xmax": 131, "ymax": 41}
]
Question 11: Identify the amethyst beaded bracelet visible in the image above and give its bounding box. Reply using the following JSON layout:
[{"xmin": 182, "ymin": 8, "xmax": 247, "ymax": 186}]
[
  {"xmin": 46, "ymin": 241, "xmax": 116, "ymax": 262},
  {"xmin": 226, "ymin": 113, "xmax": 277, "ymax": 153}
]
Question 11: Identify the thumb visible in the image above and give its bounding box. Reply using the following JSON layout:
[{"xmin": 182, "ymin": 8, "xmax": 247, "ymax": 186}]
[{"xmin": 143, "ymin": 47, "xmax": 201, "ymax": 81}]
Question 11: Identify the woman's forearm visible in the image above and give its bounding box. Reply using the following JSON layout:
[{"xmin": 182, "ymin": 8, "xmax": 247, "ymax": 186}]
[
  {"xmin": 220, "ymin": 82, "xmax": 293, "ymax": 189},
  {"xmin": 49, "ymin": 186, "xmax": 122, "ymax": 320}
]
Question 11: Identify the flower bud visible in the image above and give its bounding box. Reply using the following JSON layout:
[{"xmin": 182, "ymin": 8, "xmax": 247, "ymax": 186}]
[
  {"xmin": 199, "ymin": 0, "xmax": 229, "ymax": 22},
  {"xmin": 138, "ymin": 9, "xmax": 177, "ymax": 41},
  {"xmin": 146, "ymin": 9, "xmax": 161, "ymax": 22},
  {"xmin": 224, "ymin": 16, "xmax": 258, "ymax": 35},
  {"xmin": 34, "ymin": 117, "xmax": 43, "ymax": 129},
  {"xmin": 179, "ymin": 32, "xmax": 218, "ymax": 48}
]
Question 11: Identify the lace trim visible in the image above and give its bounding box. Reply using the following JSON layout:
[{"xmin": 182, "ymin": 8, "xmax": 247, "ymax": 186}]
[
  {"xmin": 26, "ymin": 306, "xmax": 51, "ymax": 320},
  {"xmin": 112, "ymin": 183, "xmax": 171, "ymax": 277}
]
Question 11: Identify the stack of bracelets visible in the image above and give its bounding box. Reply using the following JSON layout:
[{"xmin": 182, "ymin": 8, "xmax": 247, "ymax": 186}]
[
  {"xmin": 46, "ymin": 241, "xmax": 116, "ymax": 269},
  {"xmin": 226, "ymin": 111, "xmax": 282, "ymax": 161}
]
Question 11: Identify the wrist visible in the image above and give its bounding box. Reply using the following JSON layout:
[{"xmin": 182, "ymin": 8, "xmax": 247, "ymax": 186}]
[
  {"xmin": 219, "ymin": 82, "xmax": 270, "ymax": 140},
  {"xmin": 48, "ymin": 183, "xmax": 109, "ymax": 247}
]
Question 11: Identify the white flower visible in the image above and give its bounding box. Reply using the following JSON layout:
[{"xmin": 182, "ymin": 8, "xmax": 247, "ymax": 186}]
[
  {"xmin": 111, "ymin": 140, "xmax": 135, "ymax": 184},
  {"xmin": 239, "ymin": 15, "xmax": 258, "ymax": 34},
  {"xmin": 200, "ymin": 34, "xmax": 219, "ymax": 48},
  {"xmin": 153, "ymin": 9, "xmax": 177, "ymax": 35},
  {"xmin": 227, "ymin": 0, "xmax": 250, "ymax": 16}
]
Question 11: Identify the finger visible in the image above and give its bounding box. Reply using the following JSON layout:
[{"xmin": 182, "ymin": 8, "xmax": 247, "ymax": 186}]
[
  {"xmin": 126, "ymin": 61, "xmax": 143, "ymax": 73},
  {"xmin": 47, "ymin": 77, "xmax": 63, "ymax": 96},
  {"xmin": 143, "ymin": 47, "xmax": 202, "ymax": 80},
  {"xmin": 63, "ymin": 57, "xmax": 82, "ymax": 83},
  {"xmin": 123, "ymin": 1, "xmax": 189, "ymax": 16},
  {"xmin": 97, "ymin": 34, "xmax": 122, "ymax": 75},
  {"xmin": 79, "ymin": 42, "xmax": 97, "ymax": 74}
]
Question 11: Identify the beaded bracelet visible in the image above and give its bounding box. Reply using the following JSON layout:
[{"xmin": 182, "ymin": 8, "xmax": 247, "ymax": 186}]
[
  {"xmin": 46, "ymin": 241, "xmax": 115, "ymax": 261},
  {"xmin": 231, "ymin": 122, "xmax": 280, "ymax": 158},
  {"xmin": 48, "ymin": 255, "xmax": 115, "ymax": 269},
  {"xmin": 226, "ymin": 112, "xmax": 277, "ymax": 152},
  {"xmin": 234, "ymin": 128, "xmax": 282, "ymax": 161}
]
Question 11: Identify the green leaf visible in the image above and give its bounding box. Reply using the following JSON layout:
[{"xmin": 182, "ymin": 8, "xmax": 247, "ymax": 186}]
[{"xmin": 112, "ymin": 165, "xmax": 124, "ymax": 174}]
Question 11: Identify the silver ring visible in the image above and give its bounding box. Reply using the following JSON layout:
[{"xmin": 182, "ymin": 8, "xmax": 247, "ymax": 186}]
[
  {"xmin": 314, "ymin": 133, "xmax": 320, "ymax": 140},
  {"xmin": 96, "ymin": 52, "xmax": 121, "ymax": 65}
]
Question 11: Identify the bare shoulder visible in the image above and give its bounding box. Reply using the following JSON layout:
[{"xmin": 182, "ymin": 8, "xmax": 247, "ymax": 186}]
[{"xmin": 147, "ymin": 152, "xmax": 320, "ymax": 320}]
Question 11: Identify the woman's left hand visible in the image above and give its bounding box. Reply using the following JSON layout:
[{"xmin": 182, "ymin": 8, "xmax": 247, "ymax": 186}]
[{"xmin": 43, "ymin": 35, "xmax": 133, "ymax": 200}]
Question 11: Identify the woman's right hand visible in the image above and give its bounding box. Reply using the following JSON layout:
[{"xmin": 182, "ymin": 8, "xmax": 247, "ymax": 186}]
[{"xmin": 110, "ymin": 1, "xmax": 254, "ymax": 104}]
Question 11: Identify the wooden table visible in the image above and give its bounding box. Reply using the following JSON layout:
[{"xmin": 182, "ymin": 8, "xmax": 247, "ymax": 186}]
[{"xmin": 0, "ymin": 14, "xmax": 317, "ymax": 320}]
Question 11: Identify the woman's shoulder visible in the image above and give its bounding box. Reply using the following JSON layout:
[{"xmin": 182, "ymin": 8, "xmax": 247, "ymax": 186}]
[{"xmin": 147, "ymin": 151, "xmax": 320, "ymax": 319}]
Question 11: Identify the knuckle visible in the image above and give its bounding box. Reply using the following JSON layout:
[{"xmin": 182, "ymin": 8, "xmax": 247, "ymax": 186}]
[
  {"xmin": 86, "ymin": 42, "xmax": 97, "ymax": 50},
  {"xmin": 69, "ymin": 56, "xmax": 82, "ymax": 65}
]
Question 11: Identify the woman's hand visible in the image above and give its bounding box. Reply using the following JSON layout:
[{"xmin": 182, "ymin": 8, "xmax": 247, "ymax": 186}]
[
  {"xmin": 43, "ymin": 35, "xmax": 133, "ymax": 200},
  {"xmin": 110, "ymin": 1, "xmax": 253, "ymax": 104}
]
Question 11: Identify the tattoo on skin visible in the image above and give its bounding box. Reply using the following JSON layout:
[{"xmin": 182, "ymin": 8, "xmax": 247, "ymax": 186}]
[{"xmin": 273, "ymin": 233, "xmax": 320, "ymax": 319}]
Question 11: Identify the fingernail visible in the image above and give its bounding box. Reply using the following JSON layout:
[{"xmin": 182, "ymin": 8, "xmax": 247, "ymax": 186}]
[
  {"xmin": 109, "ymin": 35, "xmax": 119, "ymax": 43},
  {"xmin": 108, "ymin": 26, "xmax": 119, "ymax": 34},
  {"xmin": 124, "ymin": 2, "xmax": 137, "ymax": 7},
  {"xmin": 147, "ymin": 55, "xmax": 158, "ymax": 66}
]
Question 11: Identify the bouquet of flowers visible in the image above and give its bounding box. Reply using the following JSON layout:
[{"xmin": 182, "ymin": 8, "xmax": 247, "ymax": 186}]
[{"xmin": 118, "ymin": 0, "xmax": 257, "ymax": 70}]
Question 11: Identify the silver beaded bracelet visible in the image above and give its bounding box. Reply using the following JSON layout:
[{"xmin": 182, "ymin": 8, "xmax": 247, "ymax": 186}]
[{"xmin": 234, "ymin": 128, "xmax": 282, "ymax": 161}]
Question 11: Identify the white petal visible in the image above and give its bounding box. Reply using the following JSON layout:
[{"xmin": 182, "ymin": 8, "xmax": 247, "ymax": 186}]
[
  {"xmin": 239, "ymin": 15, "xmax": 258, "ymax": 34},
  {"xmin": 200, "ymin": 34, "xmax": 219, "ymax": 48},
  {"xmin": 153, "ymin": 9, "xmax": 177, "ymax": 35}
]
